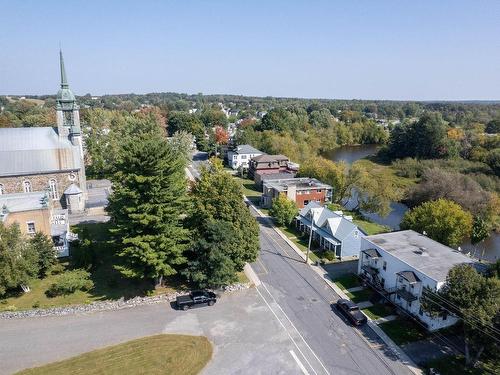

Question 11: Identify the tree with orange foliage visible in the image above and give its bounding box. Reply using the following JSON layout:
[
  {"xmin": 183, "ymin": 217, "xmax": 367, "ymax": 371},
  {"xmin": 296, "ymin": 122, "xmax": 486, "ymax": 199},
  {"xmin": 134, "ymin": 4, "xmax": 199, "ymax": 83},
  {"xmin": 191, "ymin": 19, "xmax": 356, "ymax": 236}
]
[{"xmin": 214, "ymin": 126, "xmax": 229, "ymax": 145}]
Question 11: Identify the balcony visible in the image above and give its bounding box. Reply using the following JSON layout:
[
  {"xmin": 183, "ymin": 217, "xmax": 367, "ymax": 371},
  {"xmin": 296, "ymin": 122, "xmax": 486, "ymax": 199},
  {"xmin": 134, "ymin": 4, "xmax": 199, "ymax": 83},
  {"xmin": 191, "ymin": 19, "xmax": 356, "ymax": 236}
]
[
  {"xmin": 361, "ymin": 264, "xmax": 379, "ymax": 276},
  {"xmin": 396, "ymin": 288, "xmax": 418, "ymax": 302}
]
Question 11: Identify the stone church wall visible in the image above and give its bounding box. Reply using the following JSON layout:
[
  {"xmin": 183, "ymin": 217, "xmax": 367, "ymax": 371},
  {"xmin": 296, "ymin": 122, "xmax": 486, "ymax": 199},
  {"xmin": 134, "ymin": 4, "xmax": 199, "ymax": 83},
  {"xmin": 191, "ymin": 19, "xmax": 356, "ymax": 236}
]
[{"xmin": 0, "ymin": 171, "xmax": 81, "ymax": 208}]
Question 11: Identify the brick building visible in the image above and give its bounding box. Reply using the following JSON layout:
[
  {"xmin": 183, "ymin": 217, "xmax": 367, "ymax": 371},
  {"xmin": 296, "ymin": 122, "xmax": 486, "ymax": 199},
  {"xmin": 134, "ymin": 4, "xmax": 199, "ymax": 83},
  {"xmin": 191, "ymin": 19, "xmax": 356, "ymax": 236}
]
[{"xmin": 261, "ymin": 177, "xmax": 333, "ymax": 208}]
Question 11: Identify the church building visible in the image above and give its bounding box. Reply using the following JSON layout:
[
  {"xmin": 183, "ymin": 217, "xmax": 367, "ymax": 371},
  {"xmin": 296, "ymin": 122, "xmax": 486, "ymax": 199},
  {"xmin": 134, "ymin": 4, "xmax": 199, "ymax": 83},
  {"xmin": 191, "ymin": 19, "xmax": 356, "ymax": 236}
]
[{"xmin": 0, "ymin": 51, "xmax": 87, "ymax": 214}]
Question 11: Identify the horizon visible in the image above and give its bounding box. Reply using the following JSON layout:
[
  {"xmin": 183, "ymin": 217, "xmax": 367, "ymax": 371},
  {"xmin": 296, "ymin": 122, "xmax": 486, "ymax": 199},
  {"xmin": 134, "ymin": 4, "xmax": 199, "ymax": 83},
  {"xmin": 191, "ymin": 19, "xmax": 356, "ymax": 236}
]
[{"xmin": 1, "ymin": 0, "xmax": 499, "ymax": 101}]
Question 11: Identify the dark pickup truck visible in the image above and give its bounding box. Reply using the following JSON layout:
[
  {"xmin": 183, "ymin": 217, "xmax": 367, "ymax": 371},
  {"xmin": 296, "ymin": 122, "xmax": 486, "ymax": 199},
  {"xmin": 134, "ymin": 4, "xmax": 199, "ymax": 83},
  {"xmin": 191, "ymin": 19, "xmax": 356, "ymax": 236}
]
[
  {"xmin": 336, "ymin": 299, "xmax": 367, "ymax": 326},
  {"xmin": 176, "ymin": 290, "xmax": 217, "ymax": 311}
]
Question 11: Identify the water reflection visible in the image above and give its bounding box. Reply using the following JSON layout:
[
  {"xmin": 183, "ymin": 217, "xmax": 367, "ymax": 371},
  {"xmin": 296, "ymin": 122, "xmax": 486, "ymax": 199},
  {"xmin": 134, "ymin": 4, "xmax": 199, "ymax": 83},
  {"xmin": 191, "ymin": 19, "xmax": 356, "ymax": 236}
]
[{"xmin": 325, "ymin": 145, "xmax": 499, "ymax": 262}]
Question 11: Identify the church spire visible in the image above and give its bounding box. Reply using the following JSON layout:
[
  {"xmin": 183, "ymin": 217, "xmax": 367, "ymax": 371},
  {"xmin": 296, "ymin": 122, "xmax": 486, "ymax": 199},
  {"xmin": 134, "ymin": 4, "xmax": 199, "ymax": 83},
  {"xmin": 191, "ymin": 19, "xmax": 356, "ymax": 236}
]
[{"xmin": 60, "ymin": 49, "xmax": 69, "ymax": 89}]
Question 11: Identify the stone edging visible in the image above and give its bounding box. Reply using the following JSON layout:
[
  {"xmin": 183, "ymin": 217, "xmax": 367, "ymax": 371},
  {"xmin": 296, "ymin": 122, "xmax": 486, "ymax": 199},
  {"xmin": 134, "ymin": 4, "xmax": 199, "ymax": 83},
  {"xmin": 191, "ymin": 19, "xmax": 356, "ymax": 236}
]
[{"xmin": 0, "ymin": 283, "xmax": 250, "ymax": 320}]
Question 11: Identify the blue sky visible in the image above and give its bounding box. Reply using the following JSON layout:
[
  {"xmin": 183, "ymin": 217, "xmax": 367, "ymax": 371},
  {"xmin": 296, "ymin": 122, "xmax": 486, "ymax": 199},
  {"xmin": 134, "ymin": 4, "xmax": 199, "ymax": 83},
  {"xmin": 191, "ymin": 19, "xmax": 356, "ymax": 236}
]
[{"xmin": 1, "ymin": 0, "xmax": 499, "ymax": 100}]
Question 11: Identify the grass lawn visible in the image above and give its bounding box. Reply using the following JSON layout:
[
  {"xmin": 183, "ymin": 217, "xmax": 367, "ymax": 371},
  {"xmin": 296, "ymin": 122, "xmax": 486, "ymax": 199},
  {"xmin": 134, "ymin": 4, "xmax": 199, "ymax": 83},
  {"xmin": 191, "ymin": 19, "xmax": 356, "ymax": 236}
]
[
  {"xmin": 425, "ymin": 355, "xmax": 493, "ymax": 375},
  {"xmin": 0, "ymin": 223, "xmax": 189, "ymax": 312},
  {"xmin": 333, "ymin": 274, "xmax": 360, "ymax": 290},
  {"xmin": 354, "ymin": 158, "xmax": 417, "ymax": 190},
  {"xmin": 378, "ymin": 318, "xmax": 428, "ymax": 346},
  {"xmin": 232, "ymin": 175, "xmax": 261, "ymax": 198},
  {"xmin": 15, "ymin": 334, "xmax": 212, "ymax": 375},
  {"xmin": 327, "ymin": 203, "xmax": 389, "ymax": 236},
  {"xmin": 345, "ymin": 288, "xmax": 373, "ymax": 303},
  {"xmin": 361, "ymin": 303, "xmax": 395, "ymax": 320},
  {"xmin": 278, "ymin": 225, "xmax": 321, "ymax": 263}
]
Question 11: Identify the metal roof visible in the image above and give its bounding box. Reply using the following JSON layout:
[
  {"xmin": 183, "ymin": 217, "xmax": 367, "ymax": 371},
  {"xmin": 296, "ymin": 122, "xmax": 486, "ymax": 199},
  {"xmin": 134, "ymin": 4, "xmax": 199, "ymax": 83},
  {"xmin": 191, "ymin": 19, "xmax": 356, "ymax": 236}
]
[
  {"xmin": 397, "ymin": 270, "xmax": 421, "ymax": 283},
  {"xmin": 64, "ymin": 183, "xmax": 82, "ymax": 195},
  {"xmin": 0, "ymin": 127, "xmax": 81, "ymax": 176},
  {"xmin": 298, "ymin": 202, "xmax": 360, "ymax": 243},
  {"xmin": 365, "ymin": 230, "xmax": 475, "ymax": 282},
  {"xmin": 232, "ymin": 144, "xmax": 263, "ymax": 155},
  {"xmin": 0, "ymin": 191, "xmax": 48, "ymax": 214}
]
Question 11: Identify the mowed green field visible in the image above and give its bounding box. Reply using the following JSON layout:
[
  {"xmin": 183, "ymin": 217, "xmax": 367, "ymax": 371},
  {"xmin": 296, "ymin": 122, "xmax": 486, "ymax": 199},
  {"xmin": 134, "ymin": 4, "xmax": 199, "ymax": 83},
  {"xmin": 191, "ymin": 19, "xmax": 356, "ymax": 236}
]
[{"xmin": 16, "ymin": 334, "xmax": 213, "ymax": 375}]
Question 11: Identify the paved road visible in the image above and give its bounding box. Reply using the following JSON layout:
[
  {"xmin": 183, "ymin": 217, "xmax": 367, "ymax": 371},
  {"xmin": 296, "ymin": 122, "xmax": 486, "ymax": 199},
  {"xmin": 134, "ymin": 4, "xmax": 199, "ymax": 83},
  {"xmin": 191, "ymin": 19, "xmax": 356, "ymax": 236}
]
[
  {"xmin": 251, "ymin": 214, "xmax": 413, "ymax": 375},
  {"xmin": 0, "ymin": 289, "xmax": 303, "ymax": 375},
  {"xmin": 188, "ymin": 151, "xmax": 209, "ymax": 180}
]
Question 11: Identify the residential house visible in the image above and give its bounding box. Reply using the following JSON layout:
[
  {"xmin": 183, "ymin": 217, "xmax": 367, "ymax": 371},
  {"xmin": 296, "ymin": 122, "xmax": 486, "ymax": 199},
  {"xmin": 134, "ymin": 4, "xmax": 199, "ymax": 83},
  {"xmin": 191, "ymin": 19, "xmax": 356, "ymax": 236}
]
[
  {"xmin": 358, "ymin": 230, "xmax": 476, "ymax": 331},
  {"xmin": 295, "ymin": 202, "xmax": 363, "ymax": 258},
  {"xmin": 0, "ymin": 191, "xmax": 74, "ymax": 257},
  {"xmin": 262, "ymin": 177, "xmax": 332, "ymax": 208},
  {"xmin": 248, "ymin": 154, "xmax": 291, "ymax": 184},
  {"xmin": 227, "ymin": 144, "xmax": 265, "ymax": 170}
]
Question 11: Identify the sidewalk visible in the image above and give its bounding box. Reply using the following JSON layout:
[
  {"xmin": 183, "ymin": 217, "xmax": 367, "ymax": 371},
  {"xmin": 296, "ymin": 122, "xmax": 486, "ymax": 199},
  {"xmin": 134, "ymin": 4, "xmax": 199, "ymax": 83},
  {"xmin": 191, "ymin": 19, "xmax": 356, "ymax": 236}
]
[{"xmin": 245, "ymin": 197, "xmax": 423, "ymax": 375}]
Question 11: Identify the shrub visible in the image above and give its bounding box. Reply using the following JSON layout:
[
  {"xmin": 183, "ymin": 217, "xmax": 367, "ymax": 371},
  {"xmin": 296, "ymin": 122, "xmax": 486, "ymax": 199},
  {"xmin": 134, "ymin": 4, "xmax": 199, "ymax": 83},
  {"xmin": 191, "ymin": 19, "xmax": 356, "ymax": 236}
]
[
  {"xmin": 50, "ymin": 263, "xmax": 66, "ymax": 275},
  {"xmin": 32, "ymin": 300, "xmax": 40, "ymax": 308},
  {"xmin": 323, "ymin": 250, "xmax": 336, "ymax": 261},
  {"xmin": 46, "ymin": 269, "xmax": 94, "ymax": 297}
]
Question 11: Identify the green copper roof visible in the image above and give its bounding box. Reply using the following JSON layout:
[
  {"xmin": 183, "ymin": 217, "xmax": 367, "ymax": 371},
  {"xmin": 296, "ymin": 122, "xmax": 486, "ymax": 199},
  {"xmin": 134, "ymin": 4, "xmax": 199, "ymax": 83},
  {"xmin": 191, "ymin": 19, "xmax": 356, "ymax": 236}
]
[
  {"xmin": 57, "ymin": 50, "xmax": 75, "ymax": 102},
  {"xmin": 60, "ymin": 50, "xmax": 69, "ymax": 89}
]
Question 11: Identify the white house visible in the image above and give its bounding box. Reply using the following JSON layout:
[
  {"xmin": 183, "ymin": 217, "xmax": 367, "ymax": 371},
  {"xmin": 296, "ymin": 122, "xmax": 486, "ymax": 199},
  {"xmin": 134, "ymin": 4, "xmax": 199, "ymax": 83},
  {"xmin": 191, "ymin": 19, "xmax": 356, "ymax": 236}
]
[
  {"xmin": 227, "ymin": 144, "xmax": 264, "ymax": 170},
  {"xmin": 359, "ymin": 230, "xmax": 476, "ymax": 331},
  {"xmin": 296, "ymin": 202, "xmax": 363, "ymax": 259}
]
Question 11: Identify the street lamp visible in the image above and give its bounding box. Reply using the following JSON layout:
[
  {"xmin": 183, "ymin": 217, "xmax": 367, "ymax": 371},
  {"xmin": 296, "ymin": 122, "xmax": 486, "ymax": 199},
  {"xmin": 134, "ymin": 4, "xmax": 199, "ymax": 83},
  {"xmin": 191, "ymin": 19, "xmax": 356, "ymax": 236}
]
[{"xmin": 306, "ymin": 213, "xmax": 315, "ymax": 264}]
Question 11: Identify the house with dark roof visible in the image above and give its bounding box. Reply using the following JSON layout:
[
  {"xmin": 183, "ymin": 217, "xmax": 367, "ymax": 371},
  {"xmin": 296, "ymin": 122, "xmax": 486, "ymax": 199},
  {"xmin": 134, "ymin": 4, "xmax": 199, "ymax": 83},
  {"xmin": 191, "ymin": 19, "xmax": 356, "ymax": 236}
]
[
  {"xmin": 359, "ymin": 230, "xmax": 477, "ymax": 331},
  {"xmin": 248, "ymin": 154, "xmax": 292, "ymax": 184},
  {"xmin": 0, "ymin": 51, "xmax": 86, "ymax": 214}
]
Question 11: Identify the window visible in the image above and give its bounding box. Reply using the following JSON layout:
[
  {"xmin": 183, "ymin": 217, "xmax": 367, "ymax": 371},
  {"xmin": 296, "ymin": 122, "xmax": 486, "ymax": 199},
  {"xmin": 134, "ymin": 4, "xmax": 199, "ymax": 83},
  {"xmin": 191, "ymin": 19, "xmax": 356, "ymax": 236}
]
[
  {"xmin": 419, "ymin": 307, "xmax": 423, "ymax": 316},
  {"xmin": 383, "ymin": 261, "xmax": 387, "ymax": 271},
  {"xmin": 0, "ymin": 184, "xmax": 3, "ymax": 195},
  {"xmin": 354, "ymin": 230, "xmax": 359, "ymax": 238},
  {"xmin": 68, "ymin": 173, "xmax": 77, "ymax": 181},
  {"xmin": 381, "ymin": 278, "xmax": 385, "ymax": 287},
  {"xmin": 303, "ymin": 200, "xmax": 309, "ymax": 205},
  {"xmin": 27, "ymin": 222, "xmax": 36, "ymax": 234},
  {"xmin": 48, "ymin": 179, "xmax": 59, "ymax": 200},
  {"xmin": 408, "ymin": 301, "xmax": 412, "ymax": 307},
  {"xmin": 442, "ymin": 311, "xmax": 448, "ymax": 320},
  {"xmin": 23, "ymin": 180, "xmax": 32, "ymax": 193},
  {"xmin": 241, "ymin": 155, "xmax": 247, "ymax": 159},
  {"xmin": 316, "ymin": 189, "xmax": 322, "ymax": 193}
]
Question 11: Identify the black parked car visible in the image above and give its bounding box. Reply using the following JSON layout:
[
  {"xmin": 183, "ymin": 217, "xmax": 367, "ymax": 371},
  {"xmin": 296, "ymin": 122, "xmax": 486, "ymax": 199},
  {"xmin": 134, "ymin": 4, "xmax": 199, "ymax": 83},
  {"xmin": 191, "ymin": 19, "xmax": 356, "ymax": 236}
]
[
  {"xmin": 336, "ymin": 299, "xmax": 367, "ymax": 326},
  {"xmin": 176, "ymin": 290, "xmax": 217, "ymax": 311}
]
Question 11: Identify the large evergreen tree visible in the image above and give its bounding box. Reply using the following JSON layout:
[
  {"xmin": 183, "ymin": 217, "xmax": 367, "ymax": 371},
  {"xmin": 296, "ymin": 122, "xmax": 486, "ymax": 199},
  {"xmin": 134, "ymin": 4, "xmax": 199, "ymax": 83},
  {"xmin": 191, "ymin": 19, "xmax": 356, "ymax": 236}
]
[
  {"xmin": 185, "ymin": 159, "xmax": 259, "ymax": 287},
  {"xmin": 107, "ymin": 134, "xmax": 191, "ymax": 286}
]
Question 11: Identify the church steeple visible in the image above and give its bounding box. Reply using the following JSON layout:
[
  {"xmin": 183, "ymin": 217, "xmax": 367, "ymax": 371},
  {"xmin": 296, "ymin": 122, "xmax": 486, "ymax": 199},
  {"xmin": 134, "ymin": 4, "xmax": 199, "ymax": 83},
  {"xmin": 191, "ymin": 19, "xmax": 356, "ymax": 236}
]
[
  {"xmin": 60, "ymin": 49, "xmax": 69, "ymax": 89},
  {"xmin": 56, "ymin": 50, "xmax": 81, "ymax": 140}
]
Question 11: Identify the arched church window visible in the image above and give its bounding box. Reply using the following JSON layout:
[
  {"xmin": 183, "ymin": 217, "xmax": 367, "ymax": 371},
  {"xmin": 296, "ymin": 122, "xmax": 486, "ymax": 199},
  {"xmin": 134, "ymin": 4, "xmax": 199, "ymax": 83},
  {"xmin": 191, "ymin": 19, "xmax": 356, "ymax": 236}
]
[
  {"xmin": 0, "ymin": 184, "xmax": 4, "ymax": 195},
  {"xmin": 23, "ymin": 180, "xmax": 32, "ymax": 193},
  {"xmin": 49, "ymin": 179, "xmax": 59, "ymax": 200}
]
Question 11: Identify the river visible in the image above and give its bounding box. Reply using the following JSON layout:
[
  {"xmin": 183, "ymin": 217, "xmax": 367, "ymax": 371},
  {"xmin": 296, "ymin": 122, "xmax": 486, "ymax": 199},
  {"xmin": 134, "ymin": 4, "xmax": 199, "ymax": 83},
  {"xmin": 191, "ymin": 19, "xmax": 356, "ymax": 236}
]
[{"xmin": 324, "ymin": 145, "xmax": 499, "ymax": 262}]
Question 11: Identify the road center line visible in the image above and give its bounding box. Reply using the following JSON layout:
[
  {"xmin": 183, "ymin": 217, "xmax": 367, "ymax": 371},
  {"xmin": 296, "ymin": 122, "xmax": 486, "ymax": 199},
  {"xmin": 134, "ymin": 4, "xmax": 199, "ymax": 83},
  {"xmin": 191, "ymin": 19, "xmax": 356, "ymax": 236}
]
[
  {"xmin": 255, "ymin": 285, "xmax": 319, "ymax": 375},
  {"xmin": 290, "ymin": 350, "xmax": 311, "ymax": 375},
  {"xmin": 260, "ymin": 282, "xmax": 331, "ymax": 375}
]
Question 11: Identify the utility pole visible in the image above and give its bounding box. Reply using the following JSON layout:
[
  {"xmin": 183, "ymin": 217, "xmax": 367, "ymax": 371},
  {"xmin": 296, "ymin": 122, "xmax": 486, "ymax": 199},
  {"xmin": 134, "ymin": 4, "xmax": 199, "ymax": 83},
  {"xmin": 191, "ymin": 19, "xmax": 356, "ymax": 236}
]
[{"xmin": 306, "ymin": 213, "xmax": 315, "ymax": 264}]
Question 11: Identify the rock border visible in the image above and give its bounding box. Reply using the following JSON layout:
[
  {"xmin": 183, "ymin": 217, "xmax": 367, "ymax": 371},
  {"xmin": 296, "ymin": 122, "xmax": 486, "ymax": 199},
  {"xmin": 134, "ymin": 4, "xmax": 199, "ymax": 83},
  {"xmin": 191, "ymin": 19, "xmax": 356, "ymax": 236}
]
[{"xmin": 0, "ymin": 283, "xmax": 250, "ymax": 320}]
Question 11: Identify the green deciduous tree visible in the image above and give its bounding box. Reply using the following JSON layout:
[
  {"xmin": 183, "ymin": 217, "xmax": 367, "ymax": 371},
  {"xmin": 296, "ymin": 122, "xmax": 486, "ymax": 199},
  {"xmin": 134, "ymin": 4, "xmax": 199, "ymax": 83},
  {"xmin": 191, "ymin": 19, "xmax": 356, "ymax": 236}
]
[
  {"xmin": 471, "ymin": 216, "xmax": 490, "ymax": 245},
  {"xmin": 0, "ymin": 223, "xmax": 40, "ymax": 295},
  {"xmin": 270, "ymin": 194, "xmax": 298, "ymax": 226},
  {"xmin": 107, "ymin": 134, "xmax": 191, "ymax": 286},
  {"xmin": 486, "ymin": 148, "xmax": 500, "ymax": 176},
  {"xmin": 185, "ymin": 159, "xmax": 259, "ymax": 287},
  {"xmin": 400, "ymin": 199, "xmax": 473, "ymax": 247},
  {"xmin": 422, "ymin": 265, "xmax": 500, "ymax": 367}
]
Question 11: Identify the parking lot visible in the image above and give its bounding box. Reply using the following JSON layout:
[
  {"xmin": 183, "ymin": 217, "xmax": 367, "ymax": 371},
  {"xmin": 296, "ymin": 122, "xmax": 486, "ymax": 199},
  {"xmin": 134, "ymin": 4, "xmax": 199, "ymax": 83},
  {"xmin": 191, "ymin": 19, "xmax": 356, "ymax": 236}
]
[{"xmin": 0, "ymin": 288, "xmax": 303, "ymax": 375}]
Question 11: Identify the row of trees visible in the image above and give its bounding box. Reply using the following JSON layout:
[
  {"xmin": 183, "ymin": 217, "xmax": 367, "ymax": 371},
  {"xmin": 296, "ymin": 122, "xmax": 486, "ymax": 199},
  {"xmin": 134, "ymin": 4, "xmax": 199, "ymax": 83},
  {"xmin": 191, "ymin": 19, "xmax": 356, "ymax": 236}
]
[{"xmin": 107, "ymin": 125, "xmax": 259, "ymax": 288}]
